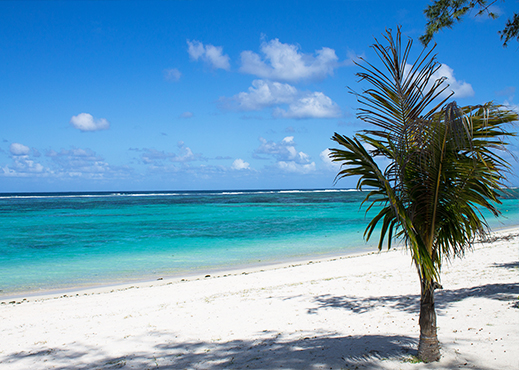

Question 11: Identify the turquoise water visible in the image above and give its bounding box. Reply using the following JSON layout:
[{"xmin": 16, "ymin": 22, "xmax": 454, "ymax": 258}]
[{"xmin": 1, "ymin": 189, "xmax": 518, "ymax": 297}]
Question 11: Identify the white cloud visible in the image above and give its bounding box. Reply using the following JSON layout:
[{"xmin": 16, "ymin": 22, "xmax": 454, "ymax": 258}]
[
  {"xmin": 253, "ymin": 136, "xmax": 315, "ymax": 174},
  {"xmin": 187, "ymin": 40, "xmax": 230, "ymax": 70},
  {"xmin": 433, "ymin": 64, "xmax": 474, "ymax": 98},
  {"xmin": 320, "ymin": 148, "xmax": 341, "ymax": 171},
  {"xmin": 174, "ymin": 146, "xmax": 195, "ymax": 162},
  {"xmin": 282, "ymin": 136, "xmax": 294, "ymax": 144},
  {"xmin": 230, "ymin": 79, "xmax": 298, "ymax": 111},
  {"xmin": 253, "ymin": 136, "xmax": 315, "ymax": 169},
  {"xmin": 70, "ymin": 113, "xmax": 110, "ymax": 132},
  {"xmin": 274, "ymin": 92, "xmax": 341, "ymax": 119},
  {"xmin": 164, "ymin": 68, "xmax": 182, "ymax": 82},
  {"xmin": 239, "ymin": 38, "xmax": 340, "ymax": 82},
  {"xmin": 2, "ymin": 155, "xmax": 45, "ymax": 177},
  {"xmin": 226, "ymin": 79, "xmax": 341, "ymax": 119},
  {"xmin": 231, "ymin": 158, "xmax": 250, "ymax": 170},
  {"xmin": 187, "ymin": 40, "xmax": 205, "ymax": 59},
  {"xmin": 2, "ymin": 145, "xmax": 132, "ymax": 180},
  {"xmin": 403, "ymin": 63, "xmax": 474, "ymax": 100},
  {"xmin": 10, "ymin": 143, "xmax": 30, "ymax": 156},
  {"xmin": 277, "ymin": 161, "xmax": 316, "ymax": 174},
  {"xmin": 4, "ymin": 146, "xmax": 106, "ymax": 178}
]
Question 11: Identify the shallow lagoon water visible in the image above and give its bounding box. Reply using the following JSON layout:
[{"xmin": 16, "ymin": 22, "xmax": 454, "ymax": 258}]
[{"xmin": 1, "ymin": 189, "xmax": 518, "ymax": 297}]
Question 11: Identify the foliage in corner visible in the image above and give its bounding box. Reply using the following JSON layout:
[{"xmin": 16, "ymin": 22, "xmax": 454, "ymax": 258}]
[{"xmin": 421, "ymin": 0, "xmax": 519, "ymax": 47}]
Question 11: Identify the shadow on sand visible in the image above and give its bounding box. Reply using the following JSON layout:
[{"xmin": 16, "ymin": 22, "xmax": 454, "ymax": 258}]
[
  {"xmin": 2, "ymin": 331, "xmax": 502, "ymax": 370},
  {"xmin": 308, "ymin": 282, "xmax": 519, "ymax": 316},
  {"xmin": 492, "ymin": 261, "xmax": 519, "ymax": 270},
  {"xmin": 2, "ymin": 277, "xmax": 517, "ymax": 369}
]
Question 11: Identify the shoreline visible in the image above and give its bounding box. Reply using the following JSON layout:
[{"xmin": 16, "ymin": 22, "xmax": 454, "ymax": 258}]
[
  {"xmin": 1, "ymin": 227, "xmax": 518, "ymax": 369},
  {"xmin": 1, "ymin": 244, "xmax": 380, "ymax": 303},
  {"xmin": 3, "ymin": 225, "xmax": 518, "ymax": 303},
  {"xmin": 2, "ymin": 187, "xmax": 517, "ymax": 301}
]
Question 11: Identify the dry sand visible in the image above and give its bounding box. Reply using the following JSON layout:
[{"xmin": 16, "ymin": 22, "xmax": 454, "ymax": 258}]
[{"xmin": 1, "ymin": 228, "xmax": 518, "ymax": 369}]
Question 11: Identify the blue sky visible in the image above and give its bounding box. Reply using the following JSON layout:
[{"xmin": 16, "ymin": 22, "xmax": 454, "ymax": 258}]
[{"xmin": 1, "ymin": 0, "xmax": 518, "ymax": 192}]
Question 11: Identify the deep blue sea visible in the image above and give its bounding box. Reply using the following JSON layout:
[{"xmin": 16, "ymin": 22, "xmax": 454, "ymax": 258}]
[{"xmin": 1, "ymin": 189, "xmax": 518, "ymax": 298}]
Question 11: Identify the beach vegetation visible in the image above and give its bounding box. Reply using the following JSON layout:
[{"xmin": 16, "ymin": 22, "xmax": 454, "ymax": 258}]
[
  {"xmin": 329, "ymin": 27, "xmax": 517, "ymax": 362},
  {"xmin": 402, "ymin": 354, "xmax": 424, "ymax": 364}
]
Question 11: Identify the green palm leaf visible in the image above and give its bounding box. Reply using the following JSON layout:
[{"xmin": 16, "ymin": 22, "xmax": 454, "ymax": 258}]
[{"xmin": 329, "ymin": 27, "xmax": 517, "ymax": 362}]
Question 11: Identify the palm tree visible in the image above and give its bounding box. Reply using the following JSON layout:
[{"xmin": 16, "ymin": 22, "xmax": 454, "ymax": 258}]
[{"xmin": 329, "ymin": 28, "xmax": 517, "ymax": 362}]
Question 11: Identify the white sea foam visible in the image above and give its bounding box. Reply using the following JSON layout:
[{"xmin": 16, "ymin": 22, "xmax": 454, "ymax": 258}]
[{"xmin": 0, "ymin": 188, "xmax": 360, "ymax": 200}]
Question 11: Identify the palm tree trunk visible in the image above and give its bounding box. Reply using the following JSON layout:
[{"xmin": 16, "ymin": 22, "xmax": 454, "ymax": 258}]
[{"xmin": 417, "ymin": 278, "xmax": 441, "ymax": 362}]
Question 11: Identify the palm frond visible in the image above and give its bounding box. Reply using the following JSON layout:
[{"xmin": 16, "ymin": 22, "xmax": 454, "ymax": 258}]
[
  {"xmin": 330, "ymin": 28, "xmax": 517, "ymax": 287},
  {"xmin": 330, "ymin": 132, "xmax": 438, "ymax": 281},
  {"xmin": 352, "ymin": 27, "xmax": 452, "ymax": 146}
]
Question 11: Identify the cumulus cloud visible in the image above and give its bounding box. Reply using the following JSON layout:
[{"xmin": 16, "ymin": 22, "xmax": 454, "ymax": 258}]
[
  {"xmin": 3, "ymin": 144, "xmax": 45, "ymax": 177},
  {"xmin": 2, "ymin": 142, "xmax": 47, "ymax": 177},
  {"xmin": 163, "ymin": 68, "xmax": 182, "ymax": 82},
  {"xmin": 2, "ymin": 145, "xmax": 132, "ymax": 180},
  {"xmin": 320, "ymin": 148, "xmax": 341, "ymax": 171},
  {"xmin": 226, "ymin": 79, "xmax": 341, "ymax": 119},
  {"xmin": 70, "ymin": 113, "xmax": 110, "ymax": 132},
  {"xmin": 432, "ymin": 64, "xmax": 474, "ymax": 98},
  {"xmin": 402, "ymin": 63, "xmax": 474, "ymax": 100},
  {"xmin": 10, "ymin": 143, "xmax": 30, "ymax": 156},
  {"xmin": 254, "ymin": 136, "xmax": 305, "ymax": 163},
  {"xmin": 2, "ymin": 157, "xmax": 45, "ymax": 177},
  {"xmin": 253, "ymin": 136, "xmax": 316, "ymax": 174},
  {"xmin": 231, "ymin": 158, "xmax": 250, "ymax": 170},
  {"xmin": 239, "ymin": 38, "xmax": 340, "ymax": 82},
  {"xmin": 172, "ymin": 142, "xmax": 197, "ymax": 162},
  {"xmin": 273, "ymin": 92, "xmax": 341, "ymax": 119},
  {"xmin": 277, "ymin": 161, "xmax": 316, "ymax": 174},
  {"xmin": 187, "ymin": 40, "xmax": 230, "ymax": 70},
  {"xmin": 4, "ymin": 146, "xmax": 106, "ymax": 178},
  {"xmin": 229, "ymin": 79, "xmax": 298, "ymax": 111}
]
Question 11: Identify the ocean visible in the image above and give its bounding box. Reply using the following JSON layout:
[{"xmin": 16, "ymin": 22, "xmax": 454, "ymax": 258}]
[{"xmin": 1, "ymin": 189, "xmax": 518, "ymax": 298}]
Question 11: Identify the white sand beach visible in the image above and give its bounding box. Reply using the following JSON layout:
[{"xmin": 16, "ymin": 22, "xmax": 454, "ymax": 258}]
[{"xmin": 1, "ymin": 228, "xmax": 518, "ymax": 369}]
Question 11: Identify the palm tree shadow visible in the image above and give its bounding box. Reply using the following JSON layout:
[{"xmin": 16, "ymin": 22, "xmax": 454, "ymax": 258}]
[
  {"xmin": 155, "ymin": 334, "xmax": 419, "ymax": 369},
  {"xmin": 436, "ymin": 282, "xmax": 519, "ymax": 307},
  {"xmin": 308, "ymin": 293, "xmax": 420, "ymax": 315},
  {"xmin": 2, "ymin": 331, "xmax": 502, "ymax": 370},
  {"xmin": 308, "ymin": 282, "xmax": 519, "ymax": 316},
  {"xmin": 492, "ymin": 261, "xmax": 519, "ymax": 269},
  {"xmin": 3, "ymin": 272, "xmax": 516, "ymax": 369},
  {"xmin": 6, "ymin": 283, "xmax": 516, "ymax": 370},
  {"xmin": 2, "ymin": 333, "xmax": 418, "ymax": 369}
]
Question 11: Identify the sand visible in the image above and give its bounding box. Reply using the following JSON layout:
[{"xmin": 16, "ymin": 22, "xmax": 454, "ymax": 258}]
[{"xmin": 0, "ymin": 228, "xmax": 518, "ymax": 370}]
